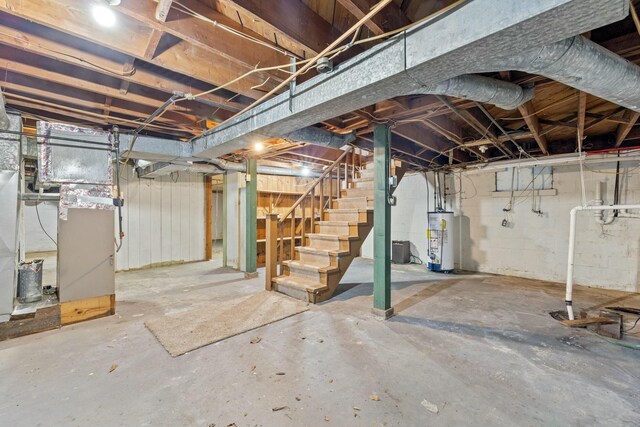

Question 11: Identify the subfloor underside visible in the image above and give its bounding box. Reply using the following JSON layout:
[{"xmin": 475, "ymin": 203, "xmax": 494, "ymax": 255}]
[{"xmin": 1, "ymin": 258, "xmax": 639, "ymax": 426}]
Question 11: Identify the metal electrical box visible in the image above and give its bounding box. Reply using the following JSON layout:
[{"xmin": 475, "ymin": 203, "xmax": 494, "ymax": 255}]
[{"xmin": 392, "ymin": 240, "xmax": 411, "ymax": 264}]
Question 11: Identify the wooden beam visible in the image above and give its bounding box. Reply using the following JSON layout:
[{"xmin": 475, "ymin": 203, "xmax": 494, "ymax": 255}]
[
  {"xmin": 155, "ymin": 0, "xmax": 173, "ymax": 22},
  {"xmin": 615, "ymin": 110, "xmax": 640, "ymax": 147},
  {"xmin": 518, "ymin": 101, "xmax": 548, "ymax": 154},
  {"xmin": 0, "ymin": 0, "xmax": 274, "ymax": 98},
  {"xmin": 0, "ymin": 76, "xmax": 196, "ymax": 129},
  {"xmin": 336, "ymin": 0, "xmax": 410, "ymax": 35},
  {"xmin": 0, "ymin": 16, "xmax": 244, "ymax": 112},
  {"xmin": 142, "ymin": 29, "xmax": 163, "ymax": 60},
  {"xmin": 0, "ymin": 51, "xmax": 210, "ymax": 121},
  {"xmin": 215, "ymin": 0, "xmax": 343, "ymax": 57},
  {"xmin": 118, "ymin": 0, "xmax": 286, "ymax": 82}
]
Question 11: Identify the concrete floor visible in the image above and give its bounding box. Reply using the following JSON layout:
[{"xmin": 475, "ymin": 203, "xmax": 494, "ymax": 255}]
[{"xmin": 1, "ymin": 258, "xmax": 639, "ymax": 426}]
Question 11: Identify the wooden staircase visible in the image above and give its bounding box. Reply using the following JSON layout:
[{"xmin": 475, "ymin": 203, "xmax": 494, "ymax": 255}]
[{"xmin": 265, "ymin": 148, "xmax": 401, "ymax": 303}]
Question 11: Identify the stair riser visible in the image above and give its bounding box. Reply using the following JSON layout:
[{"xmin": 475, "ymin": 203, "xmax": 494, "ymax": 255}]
[
  {"xmin": 352, "ymin": 180, "xmax": 374, "ymax": 189},
  {"xmin": 359, "ymin": 168, "xmax": 375, "ymax": 179},
  {"xmin": 284, "ymin": 265, "xmax": 321, "ymax": 282},
  {"xmin": 307, "ymin": 236, "xmax": 351, "ymax": 251},
  {"xmin": 297, "ymin": 251, "xmax": 333, "ymax": 268},
  {"xmin": 325, "ymin": 211, "xmax": 367, "ymax": 222},
  {"xmin": 342, "ymin": 188, "xmax": 373, "ymax": 198},
  {"xmin": 333, "ymin": 197, "xmax": 370, "ymax": 210},
  {"xmin": 316, "ymin": 223, "xmax": 356, "ymax": 236},
  {"xmin": 274, "ymin": 282, "xmax": 310, "ymax": 302}
]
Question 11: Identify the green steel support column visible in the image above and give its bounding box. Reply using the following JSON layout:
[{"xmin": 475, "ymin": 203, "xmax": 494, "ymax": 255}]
[
  {"xmin": 245, "ymin": 158, "xmax": 258, "ymax": 277},
  {"xmin": 222, "ymin": 173, "xmax": 228, "ymax": 267},
  {"xmin": 372, "ymin": 124, "xmax": 393, "ymax": 319}
]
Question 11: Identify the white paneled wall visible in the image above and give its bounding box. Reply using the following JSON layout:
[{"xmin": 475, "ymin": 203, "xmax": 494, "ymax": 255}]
[{"xmin": 115, "ymin": 166, "xmax": 205, "ymax": 271}]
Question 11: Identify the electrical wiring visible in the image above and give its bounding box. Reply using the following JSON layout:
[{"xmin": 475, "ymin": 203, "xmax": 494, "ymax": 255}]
[
  {"xmin": 176, "ymin": 0, "xmax": 472, "ymax": 126},
  {"xmin": 498, "ymin": 92, "xmax": 579, "ymax": 120},
  {"xmin": 623, "ymin": 316, "xmax": 640, "ymax": 333},
  {"xmin": 171, "ymin": 0, "xmax": 298, "ymax": 59},
  {"xmin": 35, "ymin": 200, "xmax": 57, "ymax": 248},
  {"xmin": 0, "ymin": 30, "xmax": 137, "ymax": 77}
]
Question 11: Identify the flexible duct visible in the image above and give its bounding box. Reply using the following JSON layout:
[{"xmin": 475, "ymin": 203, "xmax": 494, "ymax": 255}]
[
  {"xmin": 0, "ymin": 90, "xmax": 9, "ymax": 130},
  {"xmin": 412, "ymin": 74, "xmax": 535, "ymax": 110},
  {"xmin": 489, "ymin": 35, "xmax": 640, "ymax": 113}
]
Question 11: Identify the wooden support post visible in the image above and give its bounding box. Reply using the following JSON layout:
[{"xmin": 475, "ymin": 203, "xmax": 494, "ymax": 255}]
[
  {"xmin": 337, "ymin": 162, "xmax": 341, "ymax": 199},
  {"xmin": 290, "ymin": 213, "xmax": 295, "ymax": 260},
  {"xmin": 311, "ymin": 186, "xmax": 316, "ymax": 233},
  {"xmin": 319, "ymin": 179, "xmax": 324, "ymax": 221},
  {"xmin": 245, "ymin": 159, "xmax": 258, "ymax": 277},
  {"xmin": 222, "ymin": 174, "xmax": 227, "ymax": 267},
  {"xmin": 265, "ymin": 213, "xmax": 278, "ymax": 290},
  {"xmin": 301, "ymin": 197, "xmax": 306, "ymax": 247},
  {"xmin": 372, "ymin": 125, "xmax": 393, "ymax": 319},
  {"xmin": 205, "ymin": 176, "xmax": 213, "ymax": 261}
]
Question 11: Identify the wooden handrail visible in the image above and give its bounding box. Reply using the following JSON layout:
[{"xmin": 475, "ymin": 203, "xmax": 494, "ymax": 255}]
[{"xmin": 278, "ymin": 146, "xmax": 353, "ymax": 224}]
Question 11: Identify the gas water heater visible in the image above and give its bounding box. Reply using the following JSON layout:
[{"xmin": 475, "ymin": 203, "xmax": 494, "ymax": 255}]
[{"xmin": 427, "ymin": 212, "xmax": 455, "ymax": 272}]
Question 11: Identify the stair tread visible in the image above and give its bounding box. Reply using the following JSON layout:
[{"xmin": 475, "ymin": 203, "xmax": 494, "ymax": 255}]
[
  {"xmin": 274, "ymin": 275, "xmax": 327, "ymax": 291},
  {"xmin": 284, "ymin": 260, "xmax": 340, "ymax": 273},
  {"xmin": 317, "ymin": 220, "xmax": 359, "ymax": 225},
  {"xmin": 296, "ymin": 246, "xmax": 349, "ymax": 256},
  {"xmin": 307, "ymin": 233, "xmax": 358, "ymax": 241},
  {"xmin": 325, "ymin": 208, "xmax": 372, "ymax": 213}
]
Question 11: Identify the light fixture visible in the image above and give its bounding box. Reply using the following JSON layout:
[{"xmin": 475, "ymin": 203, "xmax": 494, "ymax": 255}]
[
  {"xmin": 254, "ymin": 142, "xmax": 264, "ymax": 152},
  {"xmin": 92, "ymin": 3, "xmax": 116, "ymax": 28},
  {"xmin": 301, "ymin": 167, "xmax": 311, "ymax": 176}
]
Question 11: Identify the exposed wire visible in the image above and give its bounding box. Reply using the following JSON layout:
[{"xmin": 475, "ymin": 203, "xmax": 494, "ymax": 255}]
[
  {"xmin": 623, "ymin": 316, "xmax": 640, "ymax": 333},
  {"xmin": 171, "ymin": 0, "xmax": 298, "ymax": 58},
  {"xmin": 35, "ymin": 200, "xmax": 57, "ymax": 248},
  {"xmin": 0, "ymin": 30, "xmax": 137, "ymax": 77}
]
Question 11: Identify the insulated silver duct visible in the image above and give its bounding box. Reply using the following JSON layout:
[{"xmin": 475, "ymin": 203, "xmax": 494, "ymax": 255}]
[
  {"xmin": 489, "ymin": 35, "xmax": 640, "ymax": 113},
  {"xmin": 412, "ymin": 74, "xmax": 535, "ymax": 110},
  {"xmin": 0, "ymin": 90, "xmax": 9, "ymax": 130},
  {"xmin": 208, "ymin": 158, "xmax": 320, "ymax": 177}
]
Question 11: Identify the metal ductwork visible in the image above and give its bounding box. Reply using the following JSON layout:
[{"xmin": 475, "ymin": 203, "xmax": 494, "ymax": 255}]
[
  {"xmin": 411, "ymin": 74, "xmax": 535, "ymax": 110},
  {"xmin": 191, "ymin": 0, "xmax": 627, "ymax": 159},
  {"xmin": 487, "ymin": 35, "xmax": 640, "ymax": 113},
  {"xmin": 284, "ymin": 127, "xmax": 355, "ymax": 149},
  {"xmin": 208, "ymin": 158, "xmax": 320, "ymax": 177},
  {"xmin": 136, "ymin": 158, "xmax": 319, "ymax": 178},
  {"xmin": 0, "ymin": 90, "xmax": 9, "ymax": 130}
]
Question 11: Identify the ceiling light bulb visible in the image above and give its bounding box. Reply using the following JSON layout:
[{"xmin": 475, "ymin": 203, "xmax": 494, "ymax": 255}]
[
  {"xmin": 301, "ymin": 167, "xmax": 310, "ymax": 176},
  {"xmin": 254, "ymin": 142, "xmax": 264, "ymax": 151},
  {"xmin": 92, "ymin": 4, "xmax": 116, "ymax": 27}
]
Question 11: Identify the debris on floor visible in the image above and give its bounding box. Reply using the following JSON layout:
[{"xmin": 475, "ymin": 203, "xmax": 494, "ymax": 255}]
[
  {"xmin": 249, "ymin": 336, "xmax": 261, "ymax": 344},
  {"xmin": 109, "ymin": 363, "xmax": 118, "ymax": 373},
  {"xmin": 370, "ymin": 393, "xmax": 380, "ymax": 401},
  {"xmin": 421, "ymin": 399, "xmax": 439, "ymax": 414},
  {"xmin": 272, "ymin": 406, "xmax": 288, "ymax": 412}
]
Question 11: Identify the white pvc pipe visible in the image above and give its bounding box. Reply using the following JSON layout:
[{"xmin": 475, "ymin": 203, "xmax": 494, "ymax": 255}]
[{"xmin": 565, "ymin": 204, "xmax": 640, "ymax": 319}]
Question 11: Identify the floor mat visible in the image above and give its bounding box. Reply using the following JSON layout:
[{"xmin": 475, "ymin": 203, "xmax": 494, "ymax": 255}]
[{"xmin": 145, "ymin": 291, "xmax": 309, "ymax": 357}]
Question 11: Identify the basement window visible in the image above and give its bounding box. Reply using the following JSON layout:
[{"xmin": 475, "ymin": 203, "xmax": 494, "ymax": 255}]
[{"xmin": 495, "ymin": 167, "xmax": 554, "ymax": 192}]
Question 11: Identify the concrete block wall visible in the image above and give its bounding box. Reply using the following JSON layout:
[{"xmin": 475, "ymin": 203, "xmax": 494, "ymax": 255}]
[
  {"xmin": 455, "ymin": 163, "xmax": 640, "ymax": 292},
  {"xmin": 362, "ymin": 164, "xmax": 640, "ymax": 292}
]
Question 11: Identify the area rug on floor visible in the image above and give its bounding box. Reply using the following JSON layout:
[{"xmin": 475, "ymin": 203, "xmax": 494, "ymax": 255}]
[{"xmin": 145, "ymin": 291, "xmax": 309, "ymax": 357}]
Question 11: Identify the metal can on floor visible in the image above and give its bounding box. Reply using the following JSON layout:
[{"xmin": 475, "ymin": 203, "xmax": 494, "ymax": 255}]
[{"xmin": 17, "ymin": 259, "xmax": 44, "ymax": 303}]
